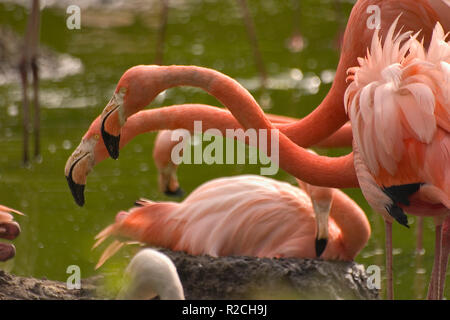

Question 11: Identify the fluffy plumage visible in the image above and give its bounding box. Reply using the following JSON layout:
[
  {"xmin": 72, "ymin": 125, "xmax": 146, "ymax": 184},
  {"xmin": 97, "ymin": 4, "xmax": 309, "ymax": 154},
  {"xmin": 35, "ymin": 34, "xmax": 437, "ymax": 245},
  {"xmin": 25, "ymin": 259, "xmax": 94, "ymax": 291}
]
[
  {"xmin": 93, "ymin": 175, "xmax": 370, "ymax": 268},
  {"xmin": 345, "ymin": 18, "xmax": 450, "ymax": 206}
]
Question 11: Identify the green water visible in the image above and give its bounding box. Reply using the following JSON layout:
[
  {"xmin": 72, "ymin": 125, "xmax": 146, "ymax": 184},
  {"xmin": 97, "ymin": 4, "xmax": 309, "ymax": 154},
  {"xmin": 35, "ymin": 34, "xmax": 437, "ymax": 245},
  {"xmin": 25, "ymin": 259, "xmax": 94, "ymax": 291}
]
[{"xmin": 0, "ymin": 0, "xmax": 446, "ymax": 299}]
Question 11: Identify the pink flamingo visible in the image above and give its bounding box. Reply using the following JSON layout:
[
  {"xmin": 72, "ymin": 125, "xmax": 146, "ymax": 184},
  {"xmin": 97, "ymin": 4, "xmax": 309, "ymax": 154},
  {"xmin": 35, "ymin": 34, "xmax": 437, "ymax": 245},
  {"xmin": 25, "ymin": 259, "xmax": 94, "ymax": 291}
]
[
  {"xmin": 0, "ymin": 205, "xmax": 23, "ymax": 262},
  {"xmin": 93, "ymin": 174, "xmax": 370, "ymax": 269},
  {"xmin": 344, "ymin": 20, "xmax": 449, "ymax": 299},
  {"xmin": 151, "ymin": 132, "xmax": 357, "ymax": 258},
  {"xmin": 65, "ymin": 104, "xmax": 353, "ymax": 206}
]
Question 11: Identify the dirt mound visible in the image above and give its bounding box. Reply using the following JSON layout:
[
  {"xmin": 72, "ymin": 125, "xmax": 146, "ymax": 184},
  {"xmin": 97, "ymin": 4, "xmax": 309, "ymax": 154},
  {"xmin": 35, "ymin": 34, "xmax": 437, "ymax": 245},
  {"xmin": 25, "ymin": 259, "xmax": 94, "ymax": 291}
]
[{"xmin": 0, "ymin": 249, "xmax": 378, "ymax": 300}]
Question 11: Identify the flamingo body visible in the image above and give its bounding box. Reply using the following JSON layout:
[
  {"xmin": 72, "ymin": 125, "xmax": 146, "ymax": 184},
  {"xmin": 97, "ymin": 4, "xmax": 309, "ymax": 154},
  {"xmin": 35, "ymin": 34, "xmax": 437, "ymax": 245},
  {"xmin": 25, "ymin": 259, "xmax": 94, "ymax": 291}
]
[
  {"xmin": 345, "ymin": 20, "xmax": 450, "ymax": 299},
  {"xmin": 345, "ymin": 20, "xmax": 450, "ymax": 223},
  {"xmin": 94, "ymin": 175, "xmax": 370, "ymax": 268}
]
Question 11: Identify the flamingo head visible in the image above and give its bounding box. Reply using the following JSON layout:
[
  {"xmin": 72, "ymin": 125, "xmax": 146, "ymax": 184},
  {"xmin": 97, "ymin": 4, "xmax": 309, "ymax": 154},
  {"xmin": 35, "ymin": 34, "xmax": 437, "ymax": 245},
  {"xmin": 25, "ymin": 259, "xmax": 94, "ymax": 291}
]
[
  {"xmin": 309, "ymin": 187, "xmax": 333, "ymax": 258},
  {"xmin": 296, "ymin": 150, "xmax": 333, "ymax": 258},
  {"xmin": 157, "ymin": 164, "xmax": 184, "ymax": 197},
  {"xmin": 101, "ymin": 65, "xmax": 161, "ymax": 160},
  {"xmin": 296, "ymin": 180, "xmax": 332, "ymax": 258},
  {"xmin": 153, "ymin": 130, "xmax": 185, "ymax": 198},
  {"xmin": 65, "ymin": 116, "xmax": 110, "ymax": 206}
]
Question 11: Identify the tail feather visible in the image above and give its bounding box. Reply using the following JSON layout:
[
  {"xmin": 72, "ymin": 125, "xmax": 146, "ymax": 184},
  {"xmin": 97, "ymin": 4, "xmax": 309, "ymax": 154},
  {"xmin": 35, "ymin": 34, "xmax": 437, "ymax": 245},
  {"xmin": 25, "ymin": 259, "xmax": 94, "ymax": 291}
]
[
  {"xmin": 93, "ymin": 224, "xmax": 116, "ymax": 249},
  {"xmin": 93, "ymin": 201, "xmax": 181, "ymax": 268},
  {"xmin": 134, "ymin": 198, "xmax": 153, "ymax": 207},
  {"xmin": 0, "ymin": 205, "xmax": 24, "ymax": 216},
  {"xmin": 95, "ymin": 240, "xmax": 125, "ymax": 269}
]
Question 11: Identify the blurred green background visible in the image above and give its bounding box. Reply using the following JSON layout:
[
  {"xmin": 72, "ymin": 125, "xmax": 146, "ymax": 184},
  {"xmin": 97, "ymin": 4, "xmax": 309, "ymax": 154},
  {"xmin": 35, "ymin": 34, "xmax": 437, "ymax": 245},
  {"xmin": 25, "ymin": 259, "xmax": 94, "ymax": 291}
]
[{"xmin": 0, "ymin": 0, "xmax": 446, "ymax": 299}]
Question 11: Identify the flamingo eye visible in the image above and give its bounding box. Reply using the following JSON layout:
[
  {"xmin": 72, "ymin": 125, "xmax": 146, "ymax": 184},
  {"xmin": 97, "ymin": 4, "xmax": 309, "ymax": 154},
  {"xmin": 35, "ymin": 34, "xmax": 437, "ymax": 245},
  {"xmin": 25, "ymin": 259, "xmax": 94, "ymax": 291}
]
[{"xmin": 94, "ymin": 134, "xmax": 100, "ymax": 140}]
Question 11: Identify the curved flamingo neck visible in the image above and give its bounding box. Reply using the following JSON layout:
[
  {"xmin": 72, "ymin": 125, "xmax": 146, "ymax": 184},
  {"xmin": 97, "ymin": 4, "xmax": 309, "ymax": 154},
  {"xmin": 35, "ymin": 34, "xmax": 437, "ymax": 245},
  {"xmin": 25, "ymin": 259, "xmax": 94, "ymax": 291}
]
[
  {"xmin": 281, "ymin": 83, "xmax": 348, "ymax": 147},
  {"xmin": 119, "ymin": 66, "xmax": 358, "ymax": 188},
  {"xmin": 102, "ymin": 104, "xmax": 353, "ymax": 174},
  {"xmin": 329, "ymin": 191, "xmax": 371, "ymax": 259}
]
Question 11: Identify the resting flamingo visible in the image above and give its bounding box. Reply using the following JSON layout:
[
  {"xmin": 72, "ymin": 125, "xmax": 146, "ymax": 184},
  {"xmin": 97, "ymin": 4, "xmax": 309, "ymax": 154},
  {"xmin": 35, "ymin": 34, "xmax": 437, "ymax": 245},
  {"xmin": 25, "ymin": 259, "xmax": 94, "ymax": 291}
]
[
  {"xmin": 93, "ymin": 174, "xmax": 370, "ymax": 270},
  {"xmin": 151, "ymin": 130, "xmax": 361, "ymax": 257},
  {"xmin": 117, "ymin": 248, "xmax": 185, "ymax": 300},
  {"xmin": 0, "ymin": 205, "xmax": 23, "ymax": 262},
  {"xmin": 344, "ymin": 20, "xmax": 449, "ymax": 299}
]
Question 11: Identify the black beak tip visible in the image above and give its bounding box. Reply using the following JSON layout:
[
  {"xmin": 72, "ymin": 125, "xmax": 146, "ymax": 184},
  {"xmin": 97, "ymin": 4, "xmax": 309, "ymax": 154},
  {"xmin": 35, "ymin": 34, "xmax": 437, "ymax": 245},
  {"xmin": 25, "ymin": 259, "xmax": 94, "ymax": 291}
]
[
  {"xmin": 101, "ymin": 125, "xmax": 120, "ymax": 160},
  {"xmin": 66, "ymin": 175, "xmax": 85, "ymax": 207},
  {"xmin": 164, "ymin": 187, "xmax": 184, "ymax": 198},
  {"xmin": 315, "ymin": 238, "xmax": 328, "ymax": 258}
]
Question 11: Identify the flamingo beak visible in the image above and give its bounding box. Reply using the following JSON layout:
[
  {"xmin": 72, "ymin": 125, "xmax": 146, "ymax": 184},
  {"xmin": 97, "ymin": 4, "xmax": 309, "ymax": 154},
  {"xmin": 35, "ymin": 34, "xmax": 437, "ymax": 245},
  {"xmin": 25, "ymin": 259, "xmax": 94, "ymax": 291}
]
[
  {"xmin": 315, "ymin": 238, "xmax": 328, "ymax": 258},
  {"xmin": 158, "ymin": 167, "xmax": 184, "ymax": 197},
  {"xmin": 65, "ymin": 138, "xmax": 96, "ymax": 207},
  {"xmin": 0, "ymin": 243, "xmax": 16, "ymax": 262},
  {"xmin": 66, "ymin": 164, "xmax": 86, "ymax": 207},
  {"xmin": 101, "ymin": 110, "xmax": 120, "ymax": 160},
  {"xmin": 164, "ymin": 187, "xmax": 184, "ymax": 197},
  {"xmin": 100, "ymin": 92, "xmax": 125, "ymax": 160},
  {"xmin": 312, "ymin": 199, "xmax": 331, "ymax": 258}
]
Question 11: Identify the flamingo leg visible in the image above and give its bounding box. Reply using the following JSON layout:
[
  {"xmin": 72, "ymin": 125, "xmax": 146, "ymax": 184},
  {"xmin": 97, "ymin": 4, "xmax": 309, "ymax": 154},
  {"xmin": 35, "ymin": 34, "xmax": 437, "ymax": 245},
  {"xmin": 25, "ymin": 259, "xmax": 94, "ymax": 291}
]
[
  {"xmin": 154, "ymin": 0, "xmax": 169, "ymax": 65},
  {"xmin": 385, "ymin": 220, "xmax": 394, "ymax": 300},
  {"xmin": 437, "ymin": 217, "xmax": 450, "ymax": 300},
  {"xmin": 427, "ymin": 224, "xmax": 442, "ymax": 300},
  {"xmin": 18, "ymin": 59, "xmax": 30, "ymax": 165},
  {"xmin": 236, "ymin": 0, "xmax": 267, "ymax": 89},
  {"xmin": 30, "ymin": 0, "xmax": 40, "ymax": 160},
  {"xmin": 31, "ymin": 57, "xmax": 40, "ymax": 160},
  {"xmin": 19, "ymin": 0, "xmax": 40, "ymax": 165},
  {"xmin": 416, "ymin": 217, "xmax": 424, "ymax": 254}
]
